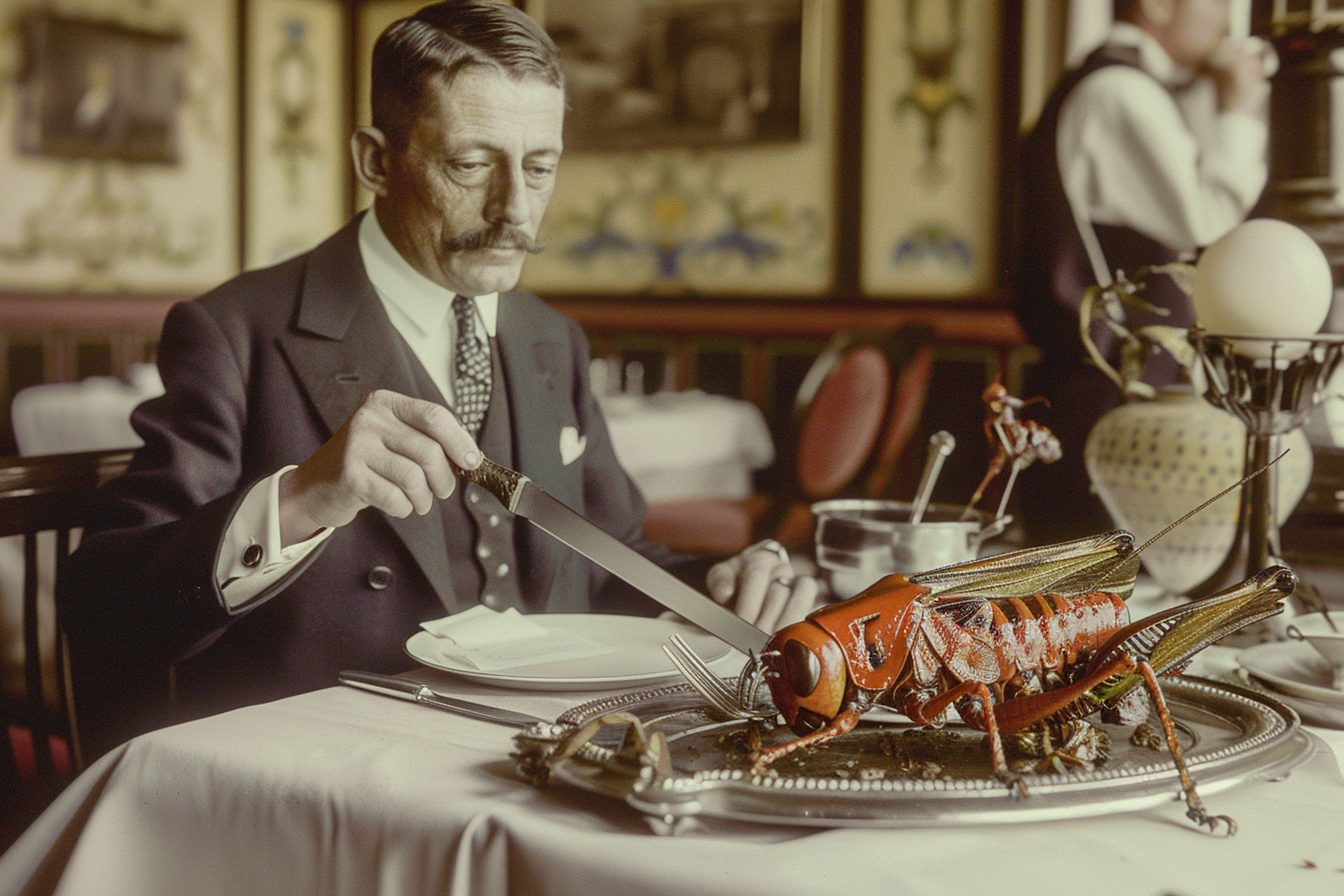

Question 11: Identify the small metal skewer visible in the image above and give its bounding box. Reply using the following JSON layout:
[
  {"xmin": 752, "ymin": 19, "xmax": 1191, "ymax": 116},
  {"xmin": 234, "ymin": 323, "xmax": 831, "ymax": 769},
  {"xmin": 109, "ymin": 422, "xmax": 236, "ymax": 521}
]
[{"xmin": 910, "ymin": 431, "xmax": 955, "ymax": 524}]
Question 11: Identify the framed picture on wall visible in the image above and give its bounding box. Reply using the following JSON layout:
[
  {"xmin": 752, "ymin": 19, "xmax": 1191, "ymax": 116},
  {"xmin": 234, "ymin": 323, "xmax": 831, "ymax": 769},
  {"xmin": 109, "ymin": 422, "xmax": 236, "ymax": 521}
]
[
  {"xmin": 539, "ymin": 0, "xmax": 803, "ymax": 152},
  {"xmin": 518, "ymin": 0, "xmax": 836, "ymax": 296},
  {"xmin": 860, "ymin": 0, "xmax": 1003, "ymax": 298},
  {"xmin": 0, "ymin": 3, "xmax": 239, "ymax": 291},
  {"xmin": 15, "ymin": 12, "xmax": 187, "ymax": 164}
]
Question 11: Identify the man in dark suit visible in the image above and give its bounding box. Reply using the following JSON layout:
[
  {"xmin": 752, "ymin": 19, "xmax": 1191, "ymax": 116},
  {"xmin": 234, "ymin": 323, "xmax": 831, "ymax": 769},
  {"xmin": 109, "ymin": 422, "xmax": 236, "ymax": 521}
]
[{"xmin": 61, "ymin": 0, "xmax": 815, "ymax": 755}]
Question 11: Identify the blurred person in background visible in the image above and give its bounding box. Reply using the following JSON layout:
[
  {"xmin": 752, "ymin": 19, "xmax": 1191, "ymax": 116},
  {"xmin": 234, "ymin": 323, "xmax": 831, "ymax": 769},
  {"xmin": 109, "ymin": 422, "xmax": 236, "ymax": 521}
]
[{"xmin": 1014, "ymin": 0, "xmax": 1269, "ymax": 543}]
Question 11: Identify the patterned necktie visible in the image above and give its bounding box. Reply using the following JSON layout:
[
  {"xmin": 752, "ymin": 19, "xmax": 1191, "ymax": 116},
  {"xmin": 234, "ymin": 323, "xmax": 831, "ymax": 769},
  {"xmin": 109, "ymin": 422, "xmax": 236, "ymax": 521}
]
[{"xmin": 452, "ymin": 295, "xmax": 490, "ymax": 438}]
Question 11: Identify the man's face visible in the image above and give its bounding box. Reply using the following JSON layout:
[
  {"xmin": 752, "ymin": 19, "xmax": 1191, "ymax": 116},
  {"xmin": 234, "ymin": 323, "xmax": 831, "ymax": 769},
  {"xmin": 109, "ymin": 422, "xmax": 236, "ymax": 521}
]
[
  {"xmin": 372, "ymin": 66, "xmax": 564, "ymax": 296},
  {"xmin": 1161, "ymin": 0, "xmax": 1231, "ymax": 70}
]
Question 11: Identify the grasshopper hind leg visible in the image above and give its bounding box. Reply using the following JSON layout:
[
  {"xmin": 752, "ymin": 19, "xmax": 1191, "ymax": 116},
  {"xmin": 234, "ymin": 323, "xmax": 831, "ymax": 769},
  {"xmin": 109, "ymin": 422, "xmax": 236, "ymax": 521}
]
[{"xmin": 1135, "ymin": 661, "xmax": 1237, "ymax": 837}]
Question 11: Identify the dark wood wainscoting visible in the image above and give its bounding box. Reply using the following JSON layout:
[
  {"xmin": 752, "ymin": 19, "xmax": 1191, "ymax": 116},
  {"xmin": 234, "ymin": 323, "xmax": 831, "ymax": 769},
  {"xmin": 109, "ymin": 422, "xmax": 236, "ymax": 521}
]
[
  {"xmin": 0, "ymin": 293, "xmax": 179, "ymax": 454},
  {"xmin": 549, "ymin": 297, "xmax": 1033, "ymax": 505}
]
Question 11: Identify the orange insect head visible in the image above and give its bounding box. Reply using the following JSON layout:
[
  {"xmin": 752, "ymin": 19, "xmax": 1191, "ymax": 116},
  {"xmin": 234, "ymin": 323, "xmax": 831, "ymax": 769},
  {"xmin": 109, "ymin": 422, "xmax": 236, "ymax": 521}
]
[
  {"xmin": 982, "ymin": 381, "xmax": 1008, "ymax": 405},
  {"xmin": 761, "ymin": 621, "xmax": 849, "ymax": 735}
]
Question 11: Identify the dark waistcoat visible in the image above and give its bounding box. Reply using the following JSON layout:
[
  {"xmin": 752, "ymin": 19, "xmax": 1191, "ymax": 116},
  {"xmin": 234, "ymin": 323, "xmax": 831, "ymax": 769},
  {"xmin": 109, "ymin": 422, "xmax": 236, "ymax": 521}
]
[
  {"xmin": 1015, "ymin": 42, "xmax": 1195, "ymax": 383},
  {"xmin": 393, "ymin": 324, "xmax": 525, "ymax": 614},
  {"xmin": 1013, "ymin": 44, "xmax": 1196, "ymax": 543}
]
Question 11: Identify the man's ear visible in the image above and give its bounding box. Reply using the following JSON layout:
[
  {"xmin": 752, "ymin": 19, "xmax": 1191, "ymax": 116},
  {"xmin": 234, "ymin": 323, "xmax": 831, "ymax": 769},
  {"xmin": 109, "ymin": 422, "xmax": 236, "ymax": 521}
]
[{"xmin": 351, "ymin": 126, "xmax": 392, "ymax": 196}]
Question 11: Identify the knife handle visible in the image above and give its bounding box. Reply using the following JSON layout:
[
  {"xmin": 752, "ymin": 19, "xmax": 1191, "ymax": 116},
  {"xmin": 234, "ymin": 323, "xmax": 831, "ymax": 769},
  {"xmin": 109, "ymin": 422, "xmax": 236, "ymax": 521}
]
[{"xmin": 456, "ymin": 456, "xmax": 526, "ymax": 512}]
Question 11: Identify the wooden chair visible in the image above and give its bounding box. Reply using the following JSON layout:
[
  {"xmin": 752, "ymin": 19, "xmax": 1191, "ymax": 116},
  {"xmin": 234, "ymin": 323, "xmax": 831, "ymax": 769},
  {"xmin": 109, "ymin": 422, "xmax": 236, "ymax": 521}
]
[
  {"xmin": 0, "ymin": 448, "xmax": 133, "ymax": 800},
  {"xmin": 642, "ymin": 325, "xmax": 935, "ymax": 554}
]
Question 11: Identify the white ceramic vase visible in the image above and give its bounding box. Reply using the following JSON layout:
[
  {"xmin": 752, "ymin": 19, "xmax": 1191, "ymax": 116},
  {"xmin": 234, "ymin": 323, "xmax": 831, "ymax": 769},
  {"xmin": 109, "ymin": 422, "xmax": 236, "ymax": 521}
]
[{"xmin": 1084, "ymin": 387, "xmax": 1312, "ymax": 596}]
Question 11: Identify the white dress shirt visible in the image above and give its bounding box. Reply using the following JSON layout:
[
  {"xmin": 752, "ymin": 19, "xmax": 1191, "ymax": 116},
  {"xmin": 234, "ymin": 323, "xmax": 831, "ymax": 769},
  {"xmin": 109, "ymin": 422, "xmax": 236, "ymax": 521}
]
[
  {"xmin": 1057, "ymin": 22, "xmax": 1267, "ymax": 258},
  {"xmin": 215, "ymin": 211, "xmax": 499, "ymax": 608}
]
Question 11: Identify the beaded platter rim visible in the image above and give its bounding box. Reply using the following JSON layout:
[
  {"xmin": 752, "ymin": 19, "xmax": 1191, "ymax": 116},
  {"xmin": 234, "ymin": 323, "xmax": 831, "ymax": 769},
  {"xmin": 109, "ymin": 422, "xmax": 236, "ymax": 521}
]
[{"xmin": 524, "ymin": 677, "xmax": 1313, "ymax": 829}]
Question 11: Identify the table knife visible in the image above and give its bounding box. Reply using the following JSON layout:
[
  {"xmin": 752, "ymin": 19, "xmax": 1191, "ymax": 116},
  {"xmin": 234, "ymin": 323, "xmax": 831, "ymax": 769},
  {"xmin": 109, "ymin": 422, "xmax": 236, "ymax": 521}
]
[
  {"xmin": 461, "ymin": 458, "xmax": 770, "ymax": 654},
  {"xmin": 338, "ymin": 670, "xmax": 546, "ymax": 728}
]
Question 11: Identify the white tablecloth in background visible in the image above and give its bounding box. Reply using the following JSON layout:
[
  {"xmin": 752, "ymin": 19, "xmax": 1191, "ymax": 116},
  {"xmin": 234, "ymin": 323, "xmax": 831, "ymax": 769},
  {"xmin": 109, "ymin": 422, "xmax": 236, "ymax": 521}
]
[
  {"xmin": 3, "ymin": 650, "xmax": 1344, "ymax": 896},
  {"xmin": 9, "ymin": 379, "xmax": 775, "ymax": 502},
  {"xmin": 599, "ymin": 391, "xmax": 774, "ymax": 502},
  {"xmin": 10, "ymin": 364, "xmax": 163, "ymax": 455}
]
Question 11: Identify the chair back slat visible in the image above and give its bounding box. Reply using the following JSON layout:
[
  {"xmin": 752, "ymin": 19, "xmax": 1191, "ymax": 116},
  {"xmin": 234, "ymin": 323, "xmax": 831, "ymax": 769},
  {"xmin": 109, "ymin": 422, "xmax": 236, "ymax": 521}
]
[{"xmin": 2, "ymin": 448, "xmax": 132, "ymax": 794}]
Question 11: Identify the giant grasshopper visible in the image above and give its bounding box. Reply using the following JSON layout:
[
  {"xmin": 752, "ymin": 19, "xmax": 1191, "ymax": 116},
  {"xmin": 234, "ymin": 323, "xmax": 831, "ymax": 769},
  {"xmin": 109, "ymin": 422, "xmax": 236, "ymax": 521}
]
[
  {"xmin": 745, "ymin": 531, "xmax": 1291, "ymax": 835},
  {"xmin": 728, "ymin": 459, "xmax": 1297, "ymax": 835}
]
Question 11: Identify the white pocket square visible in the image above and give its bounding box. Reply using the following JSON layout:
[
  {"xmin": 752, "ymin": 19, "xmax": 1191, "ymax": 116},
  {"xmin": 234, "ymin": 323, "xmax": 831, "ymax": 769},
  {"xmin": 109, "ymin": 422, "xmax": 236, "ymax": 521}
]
[{"xmin": 559, "ymin": 426, "xmax": 587, "ymax": 466}]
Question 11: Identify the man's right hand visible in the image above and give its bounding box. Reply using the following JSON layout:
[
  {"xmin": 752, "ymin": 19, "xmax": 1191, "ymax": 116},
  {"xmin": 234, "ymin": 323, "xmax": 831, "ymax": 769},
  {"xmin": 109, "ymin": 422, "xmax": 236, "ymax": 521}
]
[
  {"xmin": 1207, "ymin": 38, "xmax": 1271, "ymax": 115},
  {"xmin": 277, "ymin": 390, "xmax": 481, "ymax": 546}
]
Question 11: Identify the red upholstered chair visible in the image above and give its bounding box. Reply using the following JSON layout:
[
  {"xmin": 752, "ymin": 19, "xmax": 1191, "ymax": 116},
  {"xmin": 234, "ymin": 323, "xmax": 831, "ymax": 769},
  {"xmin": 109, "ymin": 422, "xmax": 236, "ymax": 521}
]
[
  {"xmin": 1, "ymin": 449, "xmax": 132, "ymax": 821},
  {"xmin": 642, "ymin": 325, "xmax": 934, "ymax": 554}
]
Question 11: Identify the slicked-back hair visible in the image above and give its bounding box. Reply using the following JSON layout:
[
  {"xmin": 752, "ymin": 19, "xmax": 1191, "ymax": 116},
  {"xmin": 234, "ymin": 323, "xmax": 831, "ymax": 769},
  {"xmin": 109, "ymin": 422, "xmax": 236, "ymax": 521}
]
[{"xmin": 371, "ymin": 0, "xmax": 564, "ymax": 149}]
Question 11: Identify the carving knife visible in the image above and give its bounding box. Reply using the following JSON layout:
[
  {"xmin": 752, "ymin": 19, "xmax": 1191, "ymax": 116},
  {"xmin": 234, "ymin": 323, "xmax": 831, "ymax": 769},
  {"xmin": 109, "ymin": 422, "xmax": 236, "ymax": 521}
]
[
  {"xmin": 460, "ymin": 458, "xmax": 770, "ymax": 654},
  {"xmin": 338, "ymin": 670, "xmax": 546, "ymax": 728}
]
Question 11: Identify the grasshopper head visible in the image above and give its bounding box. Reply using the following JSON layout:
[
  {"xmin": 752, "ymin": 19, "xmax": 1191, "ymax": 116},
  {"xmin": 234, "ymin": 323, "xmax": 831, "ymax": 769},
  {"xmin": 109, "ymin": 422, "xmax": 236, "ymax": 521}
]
[{"xmin": 760, "ymin": 621, "xmax": 850, "ymax": 735}]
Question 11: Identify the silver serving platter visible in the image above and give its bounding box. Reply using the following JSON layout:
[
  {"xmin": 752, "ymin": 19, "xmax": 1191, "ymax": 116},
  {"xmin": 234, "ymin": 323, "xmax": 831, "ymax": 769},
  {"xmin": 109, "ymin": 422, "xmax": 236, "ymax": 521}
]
[{"xmin": 534, "ymin": 676, "xmax": 1313, "ymax": 829}]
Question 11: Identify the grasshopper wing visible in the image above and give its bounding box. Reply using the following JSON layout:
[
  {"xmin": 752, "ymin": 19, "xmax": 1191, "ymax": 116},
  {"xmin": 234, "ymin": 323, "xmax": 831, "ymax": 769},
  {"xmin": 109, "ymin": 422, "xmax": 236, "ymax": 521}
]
[
  {"xmin": 1086, "ymin": 565, "xmax": 1295, "ymax": 707},
  {"xmin": 910, "ymin": 531, "xmax": 1141, "ymax": 602}
]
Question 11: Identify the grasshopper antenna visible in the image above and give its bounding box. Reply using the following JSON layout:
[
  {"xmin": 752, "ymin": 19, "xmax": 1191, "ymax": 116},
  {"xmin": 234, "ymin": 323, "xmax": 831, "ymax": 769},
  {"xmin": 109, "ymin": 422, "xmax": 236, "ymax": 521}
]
[{"xmin": 1132, "ymin": 449, "xmax": 1289, "ymax": 558}]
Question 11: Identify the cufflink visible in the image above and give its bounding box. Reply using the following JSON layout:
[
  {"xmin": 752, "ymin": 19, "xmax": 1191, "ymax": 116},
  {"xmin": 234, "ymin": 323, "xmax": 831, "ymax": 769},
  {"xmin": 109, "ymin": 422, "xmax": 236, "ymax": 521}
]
[
  {"xmin": 242, "ymin": 543, "xmax": 264, "ymax": 568},
  {"xmin": 367, "ymin": 566, "xmax": 393, "ymax": 590}
]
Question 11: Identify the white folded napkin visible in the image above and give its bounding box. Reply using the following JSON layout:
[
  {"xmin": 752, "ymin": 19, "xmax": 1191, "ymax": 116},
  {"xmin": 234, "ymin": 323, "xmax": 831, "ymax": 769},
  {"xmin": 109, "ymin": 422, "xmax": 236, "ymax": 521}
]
[{"xmin": 419, "ymin": 605, "xmax": 613, "ymax": 672}]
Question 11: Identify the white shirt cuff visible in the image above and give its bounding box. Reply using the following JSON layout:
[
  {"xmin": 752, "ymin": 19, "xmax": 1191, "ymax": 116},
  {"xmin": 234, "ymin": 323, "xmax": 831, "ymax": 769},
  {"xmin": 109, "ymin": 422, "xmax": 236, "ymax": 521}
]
[{"xmin": 217, "ymin": 466, "xmax": 333, "ymax": 610}]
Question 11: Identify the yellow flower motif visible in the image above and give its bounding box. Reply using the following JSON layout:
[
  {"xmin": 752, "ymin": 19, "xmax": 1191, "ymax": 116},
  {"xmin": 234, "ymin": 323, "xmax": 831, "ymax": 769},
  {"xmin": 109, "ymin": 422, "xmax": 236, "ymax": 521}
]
[{"xmin": 651, "ymin": 192, "xmax": 689, "ymax": 229}]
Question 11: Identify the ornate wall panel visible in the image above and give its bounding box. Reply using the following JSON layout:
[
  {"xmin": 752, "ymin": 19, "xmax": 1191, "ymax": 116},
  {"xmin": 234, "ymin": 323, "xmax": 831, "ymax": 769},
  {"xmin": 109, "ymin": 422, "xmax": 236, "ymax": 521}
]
[
  {"xmin": 519, "ymin": 0, "xmax": 836, "ymax": 296},
  {"xmin": 244, "ymin": 0, "xmax": 349, "ymax": 268},
  {"xmin": 860, "ymin": 0, "xmax": 1002, "ymax": 297}
]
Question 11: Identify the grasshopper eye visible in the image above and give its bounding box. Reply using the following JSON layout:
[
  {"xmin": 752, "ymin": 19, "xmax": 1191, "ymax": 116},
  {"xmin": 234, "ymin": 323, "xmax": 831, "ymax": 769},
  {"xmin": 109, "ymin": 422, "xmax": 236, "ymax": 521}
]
[{"xmin": 783, "ymin": 639, "xmax": 820, "ymax": 697}]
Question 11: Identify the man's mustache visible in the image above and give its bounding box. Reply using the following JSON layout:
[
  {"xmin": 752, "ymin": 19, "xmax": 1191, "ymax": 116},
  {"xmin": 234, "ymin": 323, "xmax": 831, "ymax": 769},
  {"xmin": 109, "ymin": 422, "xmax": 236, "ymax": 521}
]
[{"xmin": 444, "ymin": 225, "xmax": 544, "ymax": 254}]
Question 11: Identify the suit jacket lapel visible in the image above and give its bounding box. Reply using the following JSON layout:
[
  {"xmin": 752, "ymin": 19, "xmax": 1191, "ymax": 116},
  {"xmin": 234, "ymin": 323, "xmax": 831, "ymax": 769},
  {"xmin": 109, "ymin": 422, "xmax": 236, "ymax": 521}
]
[
  {"xmin": 276, "ymin": 217, "xmax": 456, "ymax": 612},
  {"xmin": 496, "ymin": 293, "xmax": 573, "ymax": 602}
]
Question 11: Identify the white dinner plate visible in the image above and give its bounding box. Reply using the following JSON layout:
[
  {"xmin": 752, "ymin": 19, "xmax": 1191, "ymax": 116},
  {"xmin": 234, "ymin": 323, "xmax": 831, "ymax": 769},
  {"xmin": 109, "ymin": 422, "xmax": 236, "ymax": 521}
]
[
  {"xmin": 405, "ymin": 614, "xmax": 733, "ymax": 691},
  {"xmin": 1236, "ymin": 641, "xmax": 1344, "ymax": 707}
]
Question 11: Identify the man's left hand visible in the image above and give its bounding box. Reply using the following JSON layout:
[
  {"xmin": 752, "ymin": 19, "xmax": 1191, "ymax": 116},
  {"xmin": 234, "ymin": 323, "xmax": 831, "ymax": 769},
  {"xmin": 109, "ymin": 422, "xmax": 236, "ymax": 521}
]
[{"xmin": 705, "ymin": 540, "xmax": 817, "ymax": 633}]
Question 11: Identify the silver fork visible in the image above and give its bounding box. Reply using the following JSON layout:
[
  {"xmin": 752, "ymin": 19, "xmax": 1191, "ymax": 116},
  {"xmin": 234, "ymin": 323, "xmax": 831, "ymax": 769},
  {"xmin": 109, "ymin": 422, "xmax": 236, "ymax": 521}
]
[{"xmin": 662, "ymin": 634, "xmax": 774, "ymax": 720}]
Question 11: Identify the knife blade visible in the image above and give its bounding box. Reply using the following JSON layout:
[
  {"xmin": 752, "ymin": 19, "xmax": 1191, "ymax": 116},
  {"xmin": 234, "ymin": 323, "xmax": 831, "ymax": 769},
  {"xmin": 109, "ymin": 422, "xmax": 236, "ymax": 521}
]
[
  {"xmin": 461, "ymin": 458, "xmax": 770, "ymax": 654},
  {"xmin": 338, "ymin": 670, "xmax": 546, "ymax": 728}
]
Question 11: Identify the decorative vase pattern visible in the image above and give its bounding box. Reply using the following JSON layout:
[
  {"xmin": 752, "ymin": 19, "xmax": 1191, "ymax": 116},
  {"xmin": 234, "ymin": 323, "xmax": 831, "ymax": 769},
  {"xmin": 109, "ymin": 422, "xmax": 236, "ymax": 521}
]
[{"xmin": 1084, "ymin": 388, "xmax": 1312, "ymax": 596}]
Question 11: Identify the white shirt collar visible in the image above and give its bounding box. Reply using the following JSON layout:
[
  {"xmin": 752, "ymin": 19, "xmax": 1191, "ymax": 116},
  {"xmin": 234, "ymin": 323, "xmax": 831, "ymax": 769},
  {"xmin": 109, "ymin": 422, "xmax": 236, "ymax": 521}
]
[
  {"xmin": 1106, "ymin": 21, "xmax": 1191, "ymax": 89},
  {"xmin": 357, "ymin": 209, "xmax": 498, "ymax": 337}
]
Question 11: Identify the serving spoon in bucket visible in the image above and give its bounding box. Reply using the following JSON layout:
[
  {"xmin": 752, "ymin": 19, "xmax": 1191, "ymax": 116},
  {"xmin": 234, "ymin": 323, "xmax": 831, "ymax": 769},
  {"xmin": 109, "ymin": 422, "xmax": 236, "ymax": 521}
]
[{"xmin": 909, "ymin": 431, "xmax": 955, "ymax": 524}]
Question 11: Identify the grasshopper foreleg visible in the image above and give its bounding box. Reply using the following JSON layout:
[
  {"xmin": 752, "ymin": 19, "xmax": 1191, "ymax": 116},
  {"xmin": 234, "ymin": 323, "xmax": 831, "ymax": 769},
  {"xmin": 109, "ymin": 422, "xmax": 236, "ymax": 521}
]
[{"xmin": 750, "ymin": 706, "xmax": 862, "ymax": 775}]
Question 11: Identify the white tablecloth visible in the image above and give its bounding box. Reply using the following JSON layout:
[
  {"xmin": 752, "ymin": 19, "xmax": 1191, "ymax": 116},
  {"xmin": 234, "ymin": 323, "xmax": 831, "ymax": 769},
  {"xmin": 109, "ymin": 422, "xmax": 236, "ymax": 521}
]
[
  {"xmin": 4, "ymin": 650, "xmax": 1344, "ymax": 896},
  {"xmin": 10, "ymin": 364, "xmax": 163, "ymax": 455},
  {"xmin": 599, "ymin": 391, "xmax": 774, "ymax": 502}
]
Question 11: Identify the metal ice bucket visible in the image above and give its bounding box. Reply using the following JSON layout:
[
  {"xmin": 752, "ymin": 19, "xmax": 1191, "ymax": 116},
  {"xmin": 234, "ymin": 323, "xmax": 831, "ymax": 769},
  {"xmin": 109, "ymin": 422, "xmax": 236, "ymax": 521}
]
[{"xmin": 812, "ymin": 499, "xmax": 1010, "ymax": 599}]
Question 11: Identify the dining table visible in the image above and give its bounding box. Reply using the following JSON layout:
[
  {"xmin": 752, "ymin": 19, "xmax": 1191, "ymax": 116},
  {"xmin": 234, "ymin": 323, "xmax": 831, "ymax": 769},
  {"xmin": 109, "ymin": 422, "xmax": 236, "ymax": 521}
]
[
  {"xmin": 597, "ymin": 390, "xmax": 775, "ymax": 502},
  {"xmin": 3, "ymin": 591, "xmax": 1344, "ymax": 896}
]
